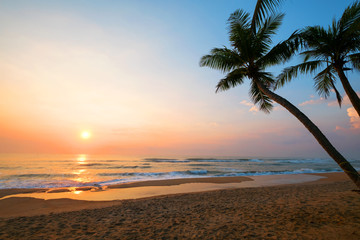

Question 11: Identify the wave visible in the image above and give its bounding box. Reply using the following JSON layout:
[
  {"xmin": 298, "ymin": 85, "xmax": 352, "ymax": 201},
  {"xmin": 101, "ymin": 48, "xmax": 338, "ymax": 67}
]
[
  {"xmin": 273, "ymin": 159, "xmax": 328, "ymax": 164},
  {"xmin": 248, "ymin": 159, "xmax": 263, "ymax": 162},
  {"xmin": 108, "ymin": 165, "xmax": 137, "ymax": 169},
  {"xmin": 86, "ymin": 168, "xmax": 342, "ymax": 187},
  {"xmin": 0, "ymin": 173, "xmax": 76, "ymax": 179},
  {"xmin": 0, "ymin": 168, "xmax": 343, "ymax": 189},
  {"xmin": 144, "ymin": 157, "xmax": 259, "ymax": 163},
  {"xmin": 98, "ymin": 164, "xmax": 152, "ymax": 169},
  {"xmin": 97, "ymin": 167, "xmax": 342, "ymax": 179},
  {"xmin": 97, "ymin": 169, "xmax": 210, "ymax": 177},
  {"xmin": 2, "ymin": 154, "xmax": 353, "ymax": 190},
  {"xmin": 144, "ymin": 158, "xmax": 190, "ymax": 163},
  {"xmin": 77, "ymin": 163, "xmax": 109, "ymax": 167},
  {"xmin": 220, "ymin": 168, "xmax": 341, "ymax": 177},
  {"xmin": 186, "ymin": 158, "xmax": 263, "ymax": 163},
  {"xmin": 186, "ymin": 158, "xmax": 219, "ymax": 161},
  {"xmin": 187, "ymin": 163, "xmax": 213, "ymax": 167}
]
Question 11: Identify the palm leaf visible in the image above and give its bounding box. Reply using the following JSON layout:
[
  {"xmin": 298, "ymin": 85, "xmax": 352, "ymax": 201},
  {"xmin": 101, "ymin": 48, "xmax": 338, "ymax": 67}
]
[
  {"xmin": 275, "ymin": 61, "xmax": 322, "ymax": 89},
  {"xmin": 256, "ymin": 13, "xmax": 285, "ymax": 54},
  {"xmin": 259, "ymin": 31, "xmax": 300, "ymax": 68},
  {"xmin": 349, "ymin": 52, "xmax": 360, "ymax": 70},
  {"xmin": 251, "ymin": 0, "xmax": 283, "ymax": 31},
  {"xmin": 260, "ymin": 72, "xmax": 276, "ymax": 88},
  {"xmin": 339, "ymin": 1, "xmax": 360, "ymax": 34},
  {"xmin": 249, "ymin": 80, "xmax": 273, "ymax": 113},
  {"xmin": 228, "ymin": 24, "xmax": 253, "ymax": 60},
  {"xmin": 228, "ymin": 9, "xmax": 251, "ymax": 31},
  {"xmin": 227, "ymin": 10, "xmax": 255, "ymax": 60},
  {"xmin": 199, "ymin": 47, "xmax": 241, "ymax": 72},
  {"xmin": 215, "ymin": 68, "xmax": 247, "ymax": 93},
  {"xmin": 314, "ymin": 65, "xmax": 337, "ymax": 98},
  {"xmin": 257, "ymin": 13, "xmax": 284, "ymax": 40},
  {"xmin": 331, "ymin": 81, "xmax": 343, "ymax": 107},
  {"xmin": 300, "ymin": 26, "xmax": 331, "ymax": 53}
]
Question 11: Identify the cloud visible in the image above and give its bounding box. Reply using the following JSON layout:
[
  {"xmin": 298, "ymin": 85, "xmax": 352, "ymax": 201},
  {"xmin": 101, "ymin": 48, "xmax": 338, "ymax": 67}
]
[
  {"xmin": 249, "ymin": 106, "xmax": 259, "ymax": 113},
  {"xmin": 300, "ymin": 92, "xmax": 360, "ymax": 108},
  {"xmin": 334, "ymin": 125, "xmax": 345, "ymax": 131},
  {"xmin": 347, "ymin": 107, "xmax": 360, "ymax": 129},
  {"xmin": 240, "ymin": 100, "xmax": 259, "ymax": 113},
  {"xmin": 299, "ymin": 97, "xmax": 325, "ymax": 106},
  {"xmin": 329, "ymin": 92, "xmax": 360, "ymax": 131},
  {"xmin": 334, "ymin": 107, "xmax": 360, "ymax": 132},
  {"xmin": 240, "ymin": 100, "xmax": 253, "ymax": 107},
  {"xmin": 240, "ymin": 100, "xmax": 283, "ymax": 113}
]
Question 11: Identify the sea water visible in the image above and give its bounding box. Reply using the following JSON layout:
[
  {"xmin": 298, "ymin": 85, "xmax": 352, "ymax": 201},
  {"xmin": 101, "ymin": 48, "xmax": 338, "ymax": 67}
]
[{"xmin": 0, "ymin": 154, "xmax": 359, "ymax": 189}]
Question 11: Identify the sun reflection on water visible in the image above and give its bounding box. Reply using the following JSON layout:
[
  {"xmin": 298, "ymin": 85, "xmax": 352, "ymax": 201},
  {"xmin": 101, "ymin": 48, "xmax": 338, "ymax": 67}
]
[
  {"xmin": 73, "ymin": 169, "xmax": 86, "ymax": 175},
  {"xmin": 77, "ymin": 154, "xmax": 87, "ymax": 162},
  {"xmin": 68, "ymin": 187, "xmax": 82, "ymax": 195},
  {"xmin": 71, "ymin": 154, "xmax": 95, "ymax": 185},
  {"xmin": 73, "ymin": 176, "xmax": 93, "ymax": 184}
]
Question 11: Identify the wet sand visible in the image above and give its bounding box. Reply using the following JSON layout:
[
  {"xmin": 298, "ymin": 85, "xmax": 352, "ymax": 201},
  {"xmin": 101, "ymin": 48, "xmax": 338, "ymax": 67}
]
[{"xmin": 0, "ymin": 172, "xmax": 359, "ymax": 239}]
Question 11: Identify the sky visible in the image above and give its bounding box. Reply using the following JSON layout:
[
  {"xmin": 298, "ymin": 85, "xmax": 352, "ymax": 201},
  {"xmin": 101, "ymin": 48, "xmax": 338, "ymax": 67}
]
[{"xmin": 0, "ymin": 0, "xmax": 359, "ymax": 158}]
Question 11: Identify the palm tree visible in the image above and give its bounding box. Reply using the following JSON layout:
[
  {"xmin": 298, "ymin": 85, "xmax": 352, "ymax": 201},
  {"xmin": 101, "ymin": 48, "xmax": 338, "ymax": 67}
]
[
  {"xmin": 277, "ymin": 1, "xmax": 360, "ymax": 116},
  {"xmin": 200, "ymin": 4, "xmax": 360, "ymax": 188}
]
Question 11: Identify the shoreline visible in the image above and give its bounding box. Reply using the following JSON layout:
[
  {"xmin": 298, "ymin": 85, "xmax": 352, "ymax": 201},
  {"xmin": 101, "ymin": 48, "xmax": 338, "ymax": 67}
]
[
  {"xmin": 0, "ymin": 171, "xmax": 344, "ymax": 199},
  {"xmin": 0, "ymin": 176, "xmax": 254, "ymax": 198},
  {"xmin": 0, "ymin": 172, "xmax": 359, "ymax": 239},
  {"xmin": 0, "ymin": 172, "xmax": 354, "ymax": 218}
]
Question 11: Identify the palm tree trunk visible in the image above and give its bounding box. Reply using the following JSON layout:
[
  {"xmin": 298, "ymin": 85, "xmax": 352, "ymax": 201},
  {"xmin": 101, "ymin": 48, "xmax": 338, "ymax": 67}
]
[
  {"xmin": 254, "ymin": 79, "xmax": 360, "ymax": 189},
  {"xmin": 335, "ymin": 67, "xmax": 360, "ymax": 117}
]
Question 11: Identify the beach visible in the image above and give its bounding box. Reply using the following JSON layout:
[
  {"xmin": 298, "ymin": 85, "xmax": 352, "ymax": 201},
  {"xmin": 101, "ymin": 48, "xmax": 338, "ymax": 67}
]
[{"xmin": 0, "ymin": 172, "xmax": 359, "ymax": 239}]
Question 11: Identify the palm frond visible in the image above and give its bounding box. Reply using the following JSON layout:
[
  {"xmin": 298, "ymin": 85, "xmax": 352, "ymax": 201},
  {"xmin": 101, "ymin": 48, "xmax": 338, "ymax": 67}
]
[
  {"xmin": 349, "ymin": 52, "xmax": 360, "ymax": 70},
  {"xmin": 257, "ymin": 13, "xmax": 284, "ymax": 40},
  {"xmin": 227, "ymin": 9, "xmax": 255, "ymax": 60},
  {"xmin": 275, "ymin": 61, "xmax": 323, "ymax": 89},
  {"xmin": 256, "ymin": 13, "xmax": 285, "ymax": 54},
  {"xmin": 313, "ymin": 65, "xmax": 337, "ymax": 99},
  {"xmin": 300, "ymin": 49, "xmax": 331, "ymax": 62},
  {"xmin": 339, "ymin": 1, "xmax": 360, "ymax": 34},
  {"xmin": 215, "ymin": 68, "xmax": 247, "ymax": 93},
  {"xmin": 299, "ymin": 27, "xmax": 332, "ymax": 57},
  {"xmin": 261, "ymin": 72, "xmax": 276, "ymax": 89},
  {"xmin": 259, "ymin": 31, "xmax": 300, "ymax": 68},
  {"xmin": 249, "ymin": 80, "xmax": 273, "ymax": 113},
  {"xmin": 331, "ymin": 81, "xmax": 343, "ymax": 107},
  {"xmin": 228, "ymin": 9, "xmax": 251, "ymax": 31},
  {"xmin": 300, "ymin": 26, "xmax": 330, "ymax": 52},
  {"xmin": 228, "ymin": 25, "xmax": 253, "ymax": 59},
  {"xmin": 251, "ymin": 0, "xmax": 283, "ymax": 31},
  {"xmin": 199, "ymin": 47, "xmax": 241, "ymax": 72}
]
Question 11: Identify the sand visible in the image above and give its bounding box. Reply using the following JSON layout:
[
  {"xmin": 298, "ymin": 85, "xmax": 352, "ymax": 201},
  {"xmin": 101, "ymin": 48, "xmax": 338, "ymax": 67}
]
[{"xmin": 0, "ymin": 173, "xmax": 359, "ymax": 239}]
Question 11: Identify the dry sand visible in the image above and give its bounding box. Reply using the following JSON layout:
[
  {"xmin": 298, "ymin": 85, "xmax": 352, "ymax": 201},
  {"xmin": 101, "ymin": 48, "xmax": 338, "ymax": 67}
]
[{"xmin": 0, "ymin": 172, "xmax": 359, "ymax": 239}]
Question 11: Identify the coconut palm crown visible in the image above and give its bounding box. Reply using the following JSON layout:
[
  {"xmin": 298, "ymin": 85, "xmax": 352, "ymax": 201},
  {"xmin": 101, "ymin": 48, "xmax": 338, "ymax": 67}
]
[
  {"xmin": 200, "ymin": 9, "xmax": 295, "ymax": 113},
  {"xmin": 276, "ymin": 1, "xmax": 360, "ymax": 116}
]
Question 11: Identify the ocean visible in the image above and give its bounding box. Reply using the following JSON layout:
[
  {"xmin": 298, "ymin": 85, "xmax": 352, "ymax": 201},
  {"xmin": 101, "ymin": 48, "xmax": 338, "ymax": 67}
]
[{"xmin": 0, "ymin": 154, "xmax": 359, "ymax": 189}]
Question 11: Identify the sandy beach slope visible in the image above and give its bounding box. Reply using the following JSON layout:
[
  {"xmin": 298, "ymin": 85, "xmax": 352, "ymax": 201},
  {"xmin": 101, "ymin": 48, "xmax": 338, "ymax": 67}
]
[{"xmin": 0, "ymin": 172, "xmax": 359, "ymax": 239}]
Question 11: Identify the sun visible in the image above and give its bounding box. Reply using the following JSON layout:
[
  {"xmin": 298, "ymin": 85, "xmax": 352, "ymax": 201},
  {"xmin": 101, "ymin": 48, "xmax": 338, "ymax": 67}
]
[{"xmin": 81, "ymin": 131, "xmax": 91, "ymax": 139}]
